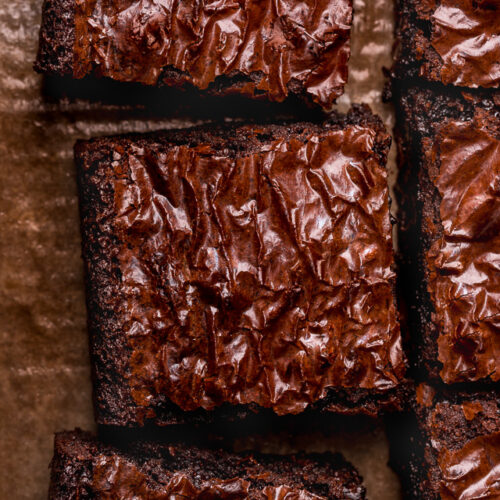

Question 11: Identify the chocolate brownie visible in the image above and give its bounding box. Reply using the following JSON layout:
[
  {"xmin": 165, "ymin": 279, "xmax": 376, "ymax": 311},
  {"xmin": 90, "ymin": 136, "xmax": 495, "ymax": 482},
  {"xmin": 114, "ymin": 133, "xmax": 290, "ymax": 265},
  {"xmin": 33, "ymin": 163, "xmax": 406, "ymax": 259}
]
[
  {"xmin": 34, "ymin": 0, "xmax": 352, "ymax": 109},
  {"xmin": 394, "ymin": 84, "xmax": 500, "ymax": 383},
  {"xmin": 393, "ymin": 0, "xmax": 500, "ymax": 88},
  {"xmin": 49, "ymin": 429, "xmax": 366, "ymax": 499},
  {"xmin": 393, "ymin": 384, "xmax": 500, "ymax": 500},
  {"xmin": 74, "ymin": 106, "xmax": 408, "ymax": 426}
]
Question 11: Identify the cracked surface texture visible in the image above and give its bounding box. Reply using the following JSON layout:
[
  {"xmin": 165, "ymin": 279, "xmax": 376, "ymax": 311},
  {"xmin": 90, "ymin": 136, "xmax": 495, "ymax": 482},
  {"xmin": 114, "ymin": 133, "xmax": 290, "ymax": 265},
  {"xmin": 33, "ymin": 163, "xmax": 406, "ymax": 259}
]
[
  {"xmin": 394, "ymin": 0, "xmax": 500, "ymax": 88},
  {"xmin": 72, "ymin": 0, "xmax": 352, "ymax": 107},
  {"xmin": 430, "ymin": 0, "xmax": 500, "ymax": 87},
  {"xmin": 49, "ymin": 431, "xmax": 366, "ymax": 499},
  {"xmin": 427, "ymin": 118, "xmax": 500, "ymax": 383},
  {"xmin": 415, "ymin": 388, "xmax": 500, "ymax": 500},
  {"xmin": 76, "ymin": 123, "xmax": 405, "ymax": 418}
]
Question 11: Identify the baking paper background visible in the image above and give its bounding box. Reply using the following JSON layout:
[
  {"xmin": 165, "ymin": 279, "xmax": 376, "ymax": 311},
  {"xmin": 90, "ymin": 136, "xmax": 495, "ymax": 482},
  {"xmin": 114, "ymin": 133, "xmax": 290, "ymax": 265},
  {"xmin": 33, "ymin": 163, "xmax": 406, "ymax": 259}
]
[{"xmin": 0, "ymin": 0, "xmax": 402, "ymax": 498}]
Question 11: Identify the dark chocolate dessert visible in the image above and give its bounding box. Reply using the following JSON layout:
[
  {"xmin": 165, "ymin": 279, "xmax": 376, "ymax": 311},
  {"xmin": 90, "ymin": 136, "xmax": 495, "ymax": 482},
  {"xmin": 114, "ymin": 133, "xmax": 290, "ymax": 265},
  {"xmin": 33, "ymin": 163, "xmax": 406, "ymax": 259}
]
[
  {"xmin": 393, "ymin": 0, "xmax": 500, "ymax": 88},
  {"xmin": 394, "ymin": 384, "xmax": 500, "ymax": 500},
  {"xmin": 394, "ymin": 84, "xmax": 500, "ymax": 384},
  {"xmin": 75, "ymin": 106, "xmax": 408, "ymax": 426},
  {"xmin": 49, "ymin": 429, "xmax": 366, "ymax": 499},
  {"xmin": 35, "ymin": 0, "xmax": 353, "ymax": 108}
]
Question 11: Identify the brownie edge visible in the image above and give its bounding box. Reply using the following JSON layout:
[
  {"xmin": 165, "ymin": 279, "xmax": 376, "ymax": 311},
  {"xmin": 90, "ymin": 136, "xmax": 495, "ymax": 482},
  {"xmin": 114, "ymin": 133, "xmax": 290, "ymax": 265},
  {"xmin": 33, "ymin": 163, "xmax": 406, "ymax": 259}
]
[
  {"xmin": 420, "ymin": 386, "xmax": 499, "ymax": 500},
  {"xmin": 392, "ymin": 0, "xmax": 500, "ymax": 88},
  {"xmin": 34, "ymin": 0, "xmax": 74, "ymax": 76},
  {"xmin": 49, "ymin": 430, "xmax": 366, "ymax": 499}
]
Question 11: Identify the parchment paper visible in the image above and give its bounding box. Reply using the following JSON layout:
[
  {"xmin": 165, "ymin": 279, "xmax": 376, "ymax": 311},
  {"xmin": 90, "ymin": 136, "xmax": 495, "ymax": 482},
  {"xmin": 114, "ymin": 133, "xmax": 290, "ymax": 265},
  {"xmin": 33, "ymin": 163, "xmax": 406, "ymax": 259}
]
[{"xmin": 0, "ymin": 0, "xmax": 401, "ymax": 498}]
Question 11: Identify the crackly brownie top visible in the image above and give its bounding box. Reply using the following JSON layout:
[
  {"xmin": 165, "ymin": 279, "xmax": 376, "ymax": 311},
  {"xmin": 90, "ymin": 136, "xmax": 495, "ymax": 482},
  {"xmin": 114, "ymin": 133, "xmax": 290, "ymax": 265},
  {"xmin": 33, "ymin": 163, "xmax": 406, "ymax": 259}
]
[
  {"xmin": 73, "ymin": 0, "xmax": 352, "ymax": 107},
  {"xmin": 426, "ymin": 111, "xmax": 500, "ymax": 383},
  {"xmin": 92, "ymin": 456, "xmax": 325, "ymax": 499},
  {"xmin": 438, "ymin": 432, "xmax": 500, "ymax": 499},
  {"xmin": 416, "ymin": 385, "xmax": 500, "ymax": 499},
  {"xmin": 52, "ymin": 431, "xmax": 365, "ymax": 499},
  {"xmin": 406, "ymin": 0, "xmax": 500, "ymax": 88},
  {"xmin": 79, "ymin": 122, "xmax": 404, "ymax": 418}
]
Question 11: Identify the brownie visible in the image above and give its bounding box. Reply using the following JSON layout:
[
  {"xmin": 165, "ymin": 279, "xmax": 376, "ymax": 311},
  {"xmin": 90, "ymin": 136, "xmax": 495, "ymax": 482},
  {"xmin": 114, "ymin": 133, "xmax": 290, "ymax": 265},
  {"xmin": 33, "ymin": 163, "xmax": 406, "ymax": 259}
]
[
  {"xmin": 49, "ymin": 429, "xmax": 366, "ymax": 499},
  {"xmin": 394, "ymin": 84, "xmax": 500, "ymax": 384},
  {"xmin": 393, "ymin": 384, "xmax": 500, "ymax": 500},
  {"xmin": 74, "ymin": 106, "xmax": 408, "ymax": 426},
  {"xmin": 34, "ymin": 0, "xmax": 352, "ymax": 109},
  {"xmin": 393, "ymin": 0, "xmax": 500, "ymax": 88}
]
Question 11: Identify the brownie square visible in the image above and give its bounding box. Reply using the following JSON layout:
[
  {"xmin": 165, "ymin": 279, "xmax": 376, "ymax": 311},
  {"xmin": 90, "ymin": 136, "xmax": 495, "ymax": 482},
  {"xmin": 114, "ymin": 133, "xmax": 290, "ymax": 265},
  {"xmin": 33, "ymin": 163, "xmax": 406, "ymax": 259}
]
[
  {"xmin": 49, "ymin": 429, "xmax": 366, "ymax": 499},
  {"xmin": 75, "ymin": 106, "xmax": 407, "ymax": 426},
  {"xmin": 394, "ymin": 84, "xmax": 500, "ymax": 384},
  {"xmin": 393, "ymin": 0, "xmax": 500, "ymax": 88},
  {"xmin": 35, "ymin": 0, "xmax": 353, "ymax": 108},
  {"xmin": 400, "ymin": 384, "xmax": 500, "ymax": 500}
]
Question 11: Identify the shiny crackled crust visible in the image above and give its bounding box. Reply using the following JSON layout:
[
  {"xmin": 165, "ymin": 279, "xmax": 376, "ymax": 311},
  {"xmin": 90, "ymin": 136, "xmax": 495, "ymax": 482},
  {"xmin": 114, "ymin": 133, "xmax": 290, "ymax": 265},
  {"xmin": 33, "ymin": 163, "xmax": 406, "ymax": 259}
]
[
  {"xmin": 75, "ymin": 108, "xmax": 408, "ymax": 426},
  {"xmin": 408, "ymin": 385, "xmax": 500, "ymax": 500},
  {"xmin": 427, "ymin": 120, "xmax": 500, "ymax": 384},
  {"xmin": 49, "ymin": 430, "xmax": 366, "ymax": 499},
  {"xmin": 35, "ymin": 0, "xmax": 352, "ymax": 108},
  {"xmin": 395, "ymin": 84, "xmax": 500, "ymax": 383},
  {"xmin": 393, "ymin": 0, "xmax": 500, "ymax": 88}
]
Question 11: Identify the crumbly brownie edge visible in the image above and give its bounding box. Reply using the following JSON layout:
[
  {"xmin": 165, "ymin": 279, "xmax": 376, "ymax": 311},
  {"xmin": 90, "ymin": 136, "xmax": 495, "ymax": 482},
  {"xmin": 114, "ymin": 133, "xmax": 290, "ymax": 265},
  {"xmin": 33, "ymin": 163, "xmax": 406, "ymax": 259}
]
[
  {"xmin": 418, "ymin": 388, "xmax": 500, "ymax": 499},
  {"xmin": 75, "ymin": 104, "xmax": 391, "ymax": 165},
  {"xmin": 49, "ymin": 430, "xmax": 366, "ymax": 499},
  {"xmin": 391, "ymin": 0, "xmax": 443, "ymax": 84},
  {"xmin": 34, "ymin": 0, "xmax": 75, "ymax": 75},
  {"xmin": 394, "ymin": 88, "xmax": 442, "ymax": 379},
  {"xmin": 49, "ymin": 430, "xmax": 96, "ymax": 500},
  {"xmin": 75, "ymin": 140, "xmax": 141, "ymax": 427},
  {"xmin": 388, "ymin": 385, "xmax": 500, "ymax": 500}
]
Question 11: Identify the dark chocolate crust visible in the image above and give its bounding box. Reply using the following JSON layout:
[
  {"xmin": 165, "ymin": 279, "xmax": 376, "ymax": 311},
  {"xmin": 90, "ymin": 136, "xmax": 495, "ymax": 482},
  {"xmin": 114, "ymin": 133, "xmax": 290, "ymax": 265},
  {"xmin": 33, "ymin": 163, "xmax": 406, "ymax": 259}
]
[
  {"xmin": 75, "ymin": 107, "xmax": 409, "ymax": 427},
  {"xmin": 394, "ymin": 83, "xmax": 500, "ymax": 382},
  {"xmin": 35, "ymin": 0, "xmax": 352, "ymax": 108},
  {"xmin": 35, "ymin": 0, "xmax": 74, "ymax": 76},
  {"xmin": 49, "ymin": 429, "xmax": 366, "ymax": 499},
  {"xmin": 392, "ymin": 0, "xmax": 450, "ymax": 84},
  {"xmin": 397, "ymin": 385, "xmax": 500, "ymax": 500},
  {"xmin": 392, "ymin": 0, "xmax": 500, "ymax": 88}
]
